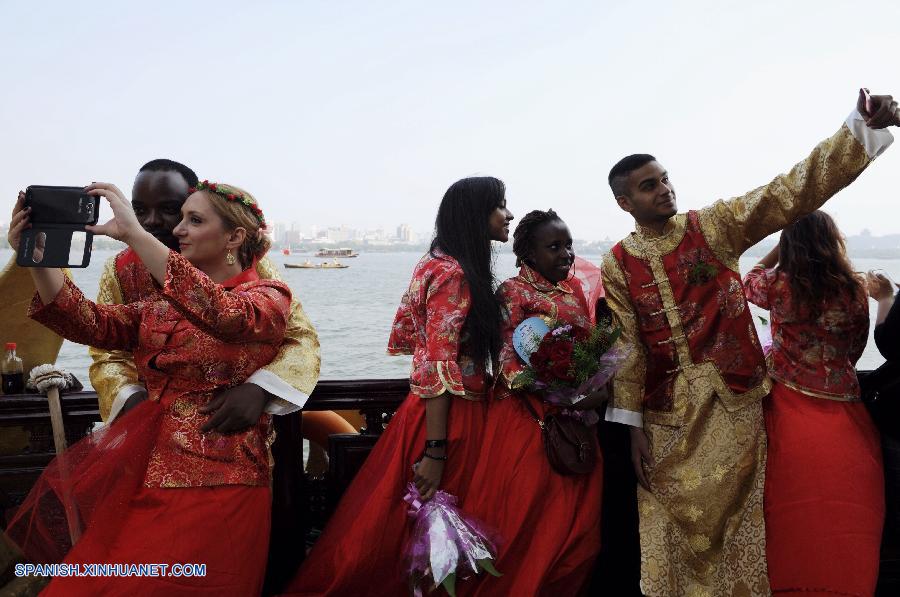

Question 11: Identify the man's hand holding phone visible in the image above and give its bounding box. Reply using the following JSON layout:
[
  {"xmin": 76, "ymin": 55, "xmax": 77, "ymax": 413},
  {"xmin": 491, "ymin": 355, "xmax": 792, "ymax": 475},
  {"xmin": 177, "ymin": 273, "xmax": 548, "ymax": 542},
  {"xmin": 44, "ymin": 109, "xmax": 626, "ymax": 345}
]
[{"xmin": 858, "ymin": 88, "xmax": 900, "ymax": 129}]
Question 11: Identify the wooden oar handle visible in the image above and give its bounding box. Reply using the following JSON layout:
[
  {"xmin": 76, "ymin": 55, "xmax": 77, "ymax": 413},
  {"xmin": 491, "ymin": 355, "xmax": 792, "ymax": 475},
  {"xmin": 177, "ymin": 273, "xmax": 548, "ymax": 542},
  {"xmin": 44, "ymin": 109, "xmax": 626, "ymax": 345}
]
[{"xmin": 46, "ymin": 386, "xmax": 67, "ymax": 455}]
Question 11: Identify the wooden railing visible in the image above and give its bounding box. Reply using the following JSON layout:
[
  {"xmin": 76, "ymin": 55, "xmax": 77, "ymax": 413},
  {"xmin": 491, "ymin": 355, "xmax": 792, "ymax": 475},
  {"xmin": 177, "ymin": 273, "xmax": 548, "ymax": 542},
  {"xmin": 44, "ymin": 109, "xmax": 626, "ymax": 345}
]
[{"xmin": 0, "ymin": 379, "xmax": 897, "ymax": 595}]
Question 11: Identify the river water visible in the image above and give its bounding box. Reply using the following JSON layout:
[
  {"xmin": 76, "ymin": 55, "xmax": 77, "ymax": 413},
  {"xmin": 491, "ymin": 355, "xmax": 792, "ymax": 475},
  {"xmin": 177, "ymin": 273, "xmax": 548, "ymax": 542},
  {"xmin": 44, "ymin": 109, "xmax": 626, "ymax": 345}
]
[{"xmin": 3, "ymin": 249, "xmax": 897, "ymax": 388}]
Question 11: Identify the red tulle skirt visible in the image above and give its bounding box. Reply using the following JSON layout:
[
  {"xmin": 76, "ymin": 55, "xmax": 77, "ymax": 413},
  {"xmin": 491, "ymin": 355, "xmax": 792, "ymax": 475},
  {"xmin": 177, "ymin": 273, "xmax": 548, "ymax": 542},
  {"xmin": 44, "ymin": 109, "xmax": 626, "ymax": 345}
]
[
  {"xmin": 6, "ymin": 400, "xmax": 271, "ymax": 596},
  {"xmin": 280, "ymin": 393, "xmax": 489, "ymax": 596},
  {"xmin": 764, "ymin": 382, "xmax": 884, "ymax": 596},
  {"xmin": 463, "ymin": 395, "xmax": 603, "ymax": 596}
]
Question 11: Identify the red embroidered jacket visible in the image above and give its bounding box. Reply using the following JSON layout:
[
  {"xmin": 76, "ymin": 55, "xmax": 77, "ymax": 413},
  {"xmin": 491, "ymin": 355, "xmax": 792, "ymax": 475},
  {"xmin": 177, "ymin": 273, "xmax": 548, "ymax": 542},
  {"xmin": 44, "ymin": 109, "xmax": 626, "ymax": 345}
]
[
  {"xmin": 29, "ymin": 251, "xmax": 292, "ymax": 488},
  {"xmin": 743, "ymin": 265, "xmax": 868, "ymax": 400},
  {"xmin": 115, "ymin": 247, "xmax": 157, "ymax": 303},
  {"xmin": 387, "ymin": 251, "xmax": 488, "ymax": 400},
  {"xmin": 495, "ymin": 264, "xmax": 591, "ymax": 395}
]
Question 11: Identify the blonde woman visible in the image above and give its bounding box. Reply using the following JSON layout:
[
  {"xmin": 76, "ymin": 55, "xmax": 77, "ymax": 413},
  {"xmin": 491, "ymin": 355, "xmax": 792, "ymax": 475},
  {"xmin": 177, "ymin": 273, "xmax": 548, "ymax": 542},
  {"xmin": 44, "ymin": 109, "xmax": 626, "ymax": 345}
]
[{"xmin": 8, "ymin": 182, "xmax": 289, "ymax": 596}]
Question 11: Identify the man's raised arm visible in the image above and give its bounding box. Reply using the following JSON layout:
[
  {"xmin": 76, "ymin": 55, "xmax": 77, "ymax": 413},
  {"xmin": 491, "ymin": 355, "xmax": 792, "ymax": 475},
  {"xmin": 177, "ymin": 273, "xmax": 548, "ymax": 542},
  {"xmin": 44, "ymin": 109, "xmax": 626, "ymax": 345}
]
[{"xmin": 701, "ymin": 90, "xmax": 897, "ymax": 265}]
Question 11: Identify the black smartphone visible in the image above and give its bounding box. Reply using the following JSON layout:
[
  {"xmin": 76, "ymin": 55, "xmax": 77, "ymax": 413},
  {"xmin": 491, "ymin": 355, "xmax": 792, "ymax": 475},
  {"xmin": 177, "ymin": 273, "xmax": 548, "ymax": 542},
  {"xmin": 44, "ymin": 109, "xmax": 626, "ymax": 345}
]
[
  {"xmin": 25, "ymin": 186, "xmax": 99, "ymax": 225},
  {"xmin": 16, "ymin": 186, "xmax": 100, "ymax": 268}
]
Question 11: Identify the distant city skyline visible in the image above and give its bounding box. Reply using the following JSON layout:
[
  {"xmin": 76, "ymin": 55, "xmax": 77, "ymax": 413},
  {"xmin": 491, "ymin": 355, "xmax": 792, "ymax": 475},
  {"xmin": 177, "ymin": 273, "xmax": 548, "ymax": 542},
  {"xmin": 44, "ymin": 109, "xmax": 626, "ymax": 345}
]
[{"xmin": 267, "ymin": 221, "xmax": 424, "ymax": 246}]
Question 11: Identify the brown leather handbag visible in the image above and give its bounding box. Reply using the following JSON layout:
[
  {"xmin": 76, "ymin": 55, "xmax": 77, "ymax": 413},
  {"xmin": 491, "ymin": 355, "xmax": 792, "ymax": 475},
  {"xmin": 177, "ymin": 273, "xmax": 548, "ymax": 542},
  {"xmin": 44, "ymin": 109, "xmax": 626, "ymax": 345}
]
[{"xmin": 518, "ymin": 395, "xmax": 597, "ymax": 476}]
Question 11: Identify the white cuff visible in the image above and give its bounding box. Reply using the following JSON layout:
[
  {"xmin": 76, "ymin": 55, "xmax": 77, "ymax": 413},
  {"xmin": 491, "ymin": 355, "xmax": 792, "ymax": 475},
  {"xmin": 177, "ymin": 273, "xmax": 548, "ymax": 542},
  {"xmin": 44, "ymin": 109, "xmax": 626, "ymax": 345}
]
[
  {"xmin": 605, "ymin": 406, "xmax": 643, "ymax": 427},
  {"xmin": 248, "ymin": 369, "xmax": 310, "ymax": 415},
  {"xmin": 846, "ymin": 109, "xmax": 894, "ymax": 159},
  {"xmin": 105, "ymin": 383, "xmax": 146, "ymax": 423}
]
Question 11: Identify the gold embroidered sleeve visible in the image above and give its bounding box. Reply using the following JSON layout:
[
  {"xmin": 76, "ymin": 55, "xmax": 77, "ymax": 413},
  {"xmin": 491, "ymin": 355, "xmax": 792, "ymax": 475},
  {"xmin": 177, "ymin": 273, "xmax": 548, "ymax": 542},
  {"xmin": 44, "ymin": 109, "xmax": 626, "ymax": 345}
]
[
  {"xmin": 88, "ymin": 256, "xmax": 139, "ymax": 421},
  {"xmin": 602, "ymin": 251, "xmax": 645, "ymax": 415},
  {"xmin": 700, "ymin": 123, "xmax": 874, "ymax": 266},
  {"xmin": 264, "ymin": 300, "xmax": 321, "ymax": 400},
  {"xmin": 254, "ymin": 256, "xmax": 280, "ymax": 281},
  {"xmin": 255, "ymin": 256, "xmax": 321, "ymax": 407}
]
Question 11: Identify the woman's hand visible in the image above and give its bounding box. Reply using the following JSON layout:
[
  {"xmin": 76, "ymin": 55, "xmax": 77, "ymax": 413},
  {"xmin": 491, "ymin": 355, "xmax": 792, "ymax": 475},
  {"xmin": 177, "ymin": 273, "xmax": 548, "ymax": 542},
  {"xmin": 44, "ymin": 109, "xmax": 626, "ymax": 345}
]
[
  {"xmin": 413, "ymin": 454, "xmax": 445, "ymax": 500},
  {"xmin": 87, "ymin": 182, "xmax": 170, "ymax": 286},
  {"xmin": 868, "ymin": 271, "xmax": 897, "ymax": 301},
  {"xmin": 759, "ymin": 242, "xmax": 779, "ymax": 269},
  {"xmin": 8, "ymin": 191, "xmax": 30, "ymax": 251},
  {"xmin": 9, "ymin": 190, "xmax": 64, "ymax": 301},
  {"xmin": 84, "ymin": 183, "xmax": 145, "ymax": 244}
]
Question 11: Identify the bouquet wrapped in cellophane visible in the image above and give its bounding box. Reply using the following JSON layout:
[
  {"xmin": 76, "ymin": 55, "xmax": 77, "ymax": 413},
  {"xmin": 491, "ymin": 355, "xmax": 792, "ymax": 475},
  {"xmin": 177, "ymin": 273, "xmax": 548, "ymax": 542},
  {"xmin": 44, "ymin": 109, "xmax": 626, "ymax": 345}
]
[
  {"xmin": 511, "ymin": 317, "xmax": 627, "ymax": 413},
  {"xmin": 403, "ymin": 483, "xmax": 501, "ymax": 596}
]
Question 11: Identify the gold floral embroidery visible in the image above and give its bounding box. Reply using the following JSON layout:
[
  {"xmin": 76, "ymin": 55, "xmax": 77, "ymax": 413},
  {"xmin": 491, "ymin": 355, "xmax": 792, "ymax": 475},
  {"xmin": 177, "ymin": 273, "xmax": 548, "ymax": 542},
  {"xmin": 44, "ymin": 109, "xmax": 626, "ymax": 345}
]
[
  {"xmin": 689, "ymin": 534, "xmax": 712, "ymax": 553},
  {"xmin": 682, "ymin": 468, "xmax": 702, "ymax": 491},
  {"xmin": 712, "ymin": 464, "xmax": 728, "ymax": 482}
]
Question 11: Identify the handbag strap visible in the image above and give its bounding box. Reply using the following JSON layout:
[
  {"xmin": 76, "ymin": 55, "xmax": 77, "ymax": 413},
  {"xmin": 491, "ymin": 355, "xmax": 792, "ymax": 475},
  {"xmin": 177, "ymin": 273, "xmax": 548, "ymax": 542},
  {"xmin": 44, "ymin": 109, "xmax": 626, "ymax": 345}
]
[{"xmin": 515, "ymin": 394, "xmax": 545, "ymax": 429}]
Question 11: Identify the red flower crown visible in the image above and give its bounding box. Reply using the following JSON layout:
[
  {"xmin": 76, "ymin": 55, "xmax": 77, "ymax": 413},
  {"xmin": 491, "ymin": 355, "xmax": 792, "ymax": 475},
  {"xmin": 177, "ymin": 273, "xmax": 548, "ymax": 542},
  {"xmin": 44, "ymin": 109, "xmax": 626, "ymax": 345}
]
[{"xmin": 189, "ymin": 180, "xmax": 266, "ymax": 228}]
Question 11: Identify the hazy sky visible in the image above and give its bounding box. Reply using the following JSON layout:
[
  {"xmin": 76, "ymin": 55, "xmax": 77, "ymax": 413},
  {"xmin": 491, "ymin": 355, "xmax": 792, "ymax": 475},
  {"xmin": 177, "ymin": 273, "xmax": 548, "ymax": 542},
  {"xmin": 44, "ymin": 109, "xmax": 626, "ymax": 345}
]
[{"xmin": 2, "ymin": 0, "xmax": 900, "ymax": 240}]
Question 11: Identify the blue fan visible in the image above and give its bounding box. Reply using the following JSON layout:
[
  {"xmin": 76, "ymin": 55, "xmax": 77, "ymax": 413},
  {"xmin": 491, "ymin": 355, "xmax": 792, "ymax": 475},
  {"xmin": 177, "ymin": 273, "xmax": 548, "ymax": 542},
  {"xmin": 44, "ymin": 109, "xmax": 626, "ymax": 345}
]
[{"xmin": 512, "ymin": 317, "xmax": 550, "ymax": 365}]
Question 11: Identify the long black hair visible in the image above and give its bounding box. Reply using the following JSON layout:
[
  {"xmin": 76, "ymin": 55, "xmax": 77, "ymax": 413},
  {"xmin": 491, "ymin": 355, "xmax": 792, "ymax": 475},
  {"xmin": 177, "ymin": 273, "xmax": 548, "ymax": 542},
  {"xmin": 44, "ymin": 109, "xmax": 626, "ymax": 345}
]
[
  {"xmin": 777, "ymin": 210, "xmax": 862, "ymax": 319},
  {"xmin": 430, "ymin": 176, "xmax": 506, "ymax": 367}
]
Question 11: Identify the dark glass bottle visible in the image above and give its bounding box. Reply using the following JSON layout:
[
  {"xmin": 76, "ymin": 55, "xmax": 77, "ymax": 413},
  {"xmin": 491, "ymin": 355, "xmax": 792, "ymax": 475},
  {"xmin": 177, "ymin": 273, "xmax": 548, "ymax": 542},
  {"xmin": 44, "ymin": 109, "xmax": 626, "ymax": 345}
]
[{"xmin": 2, "ymin": 342, "xmax": 24, "ymax": 394}]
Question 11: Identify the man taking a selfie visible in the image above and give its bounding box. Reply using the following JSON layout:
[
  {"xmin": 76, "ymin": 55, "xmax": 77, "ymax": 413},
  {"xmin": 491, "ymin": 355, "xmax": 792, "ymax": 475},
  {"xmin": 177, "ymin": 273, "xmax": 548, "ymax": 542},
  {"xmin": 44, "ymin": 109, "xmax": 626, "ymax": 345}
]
[{"xmin": 602, "ymin": 90, "xmax": 898, "ymax": 596}]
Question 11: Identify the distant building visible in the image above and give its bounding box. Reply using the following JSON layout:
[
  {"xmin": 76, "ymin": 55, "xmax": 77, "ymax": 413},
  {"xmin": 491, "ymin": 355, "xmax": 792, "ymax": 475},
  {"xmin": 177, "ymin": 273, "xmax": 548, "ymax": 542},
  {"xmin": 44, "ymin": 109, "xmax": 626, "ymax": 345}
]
[
  {"xmin": 363, "ymin": 228, "xmax": 387, "ymax": 242},
  {"xmin": 272, "ymin": 222, "xmax": 286, "ymax": 243},
  {"xmin": 282, "ymin": 230, "xmax": 301, "ymax": 247},
  {"xmin": 326, "ymin": 226, "xmax": 356, "ymax": 242},
  {"xmin": 396, "ymin": 223, "xmax": 412, "ymax": 242}
]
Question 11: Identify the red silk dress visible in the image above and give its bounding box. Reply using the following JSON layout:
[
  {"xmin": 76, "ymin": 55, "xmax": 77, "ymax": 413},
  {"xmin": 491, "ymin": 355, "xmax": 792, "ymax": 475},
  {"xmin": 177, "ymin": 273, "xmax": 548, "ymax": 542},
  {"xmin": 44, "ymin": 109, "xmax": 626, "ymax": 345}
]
[
  {"xmin": 464, "ymin": 265, "xmax": 603, "ymax": 595},
  {"xmin": 281, "ymin": 251, "xmax": 490, "ymax": 596},
  {"xmin": 8, "ymin": 251, "xmax": 292, "ymax": 596},
  {"xmin": 744, "ymin": 265, "xmax": 883, "ymax": 596}
]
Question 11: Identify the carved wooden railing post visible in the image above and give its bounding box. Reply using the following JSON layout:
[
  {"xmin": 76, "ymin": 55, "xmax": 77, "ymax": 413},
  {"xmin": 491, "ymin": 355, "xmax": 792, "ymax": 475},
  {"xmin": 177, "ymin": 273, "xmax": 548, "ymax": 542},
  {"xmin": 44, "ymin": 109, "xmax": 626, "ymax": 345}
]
[{"xmin": 264, "ymin": 409, "xmax": 305, "ymax": 595}]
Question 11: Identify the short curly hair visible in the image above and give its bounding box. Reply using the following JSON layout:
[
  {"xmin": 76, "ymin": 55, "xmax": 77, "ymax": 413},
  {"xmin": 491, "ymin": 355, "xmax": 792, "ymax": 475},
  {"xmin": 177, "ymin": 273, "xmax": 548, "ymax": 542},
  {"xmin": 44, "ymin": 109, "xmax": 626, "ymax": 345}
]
[{"xmin": 512, "ymin": 209, "xmax": 563, "ymax": 267}]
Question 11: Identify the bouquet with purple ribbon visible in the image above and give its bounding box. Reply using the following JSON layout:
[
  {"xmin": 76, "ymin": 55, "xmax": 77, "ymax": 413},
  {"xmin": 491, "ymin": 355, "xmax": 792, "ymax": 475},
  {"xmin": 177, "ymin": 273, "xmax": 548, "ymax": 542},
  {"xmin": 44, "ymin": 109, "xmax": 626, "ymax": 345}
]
[
  {"xmin": 511, "ymin": 318, "xmax": 627, "ymax": 419},
  {"xmin": 403, "ymin": 483, "xmax": 501, "ymax": 596}
]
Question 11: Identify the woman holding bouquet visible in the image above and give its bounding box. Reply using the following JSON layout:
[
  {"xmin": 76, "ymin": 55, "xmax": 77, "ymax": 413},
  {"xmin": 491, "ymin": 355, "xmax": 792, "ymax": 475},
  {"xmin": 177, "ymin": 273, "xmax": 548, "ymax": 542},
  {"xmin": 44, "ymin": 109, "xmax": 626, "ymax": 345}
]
[
  {"xmin": 282, "ymin": 177, "xmax": 513, "ymax": 596},
  {"xmin": 465, "ymin": 209, "xmax": 606, "ymax": 595}
]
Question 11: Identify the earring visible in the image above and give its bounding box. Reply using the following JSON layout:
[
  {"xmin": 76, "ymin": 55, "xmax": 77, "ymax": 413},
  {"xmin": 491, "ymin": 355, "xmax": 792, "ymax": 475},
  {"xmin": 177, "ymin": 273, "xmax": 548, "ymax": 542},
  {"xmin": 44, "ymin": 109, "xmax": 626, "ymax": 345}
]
[{"xmin": 225, "ymin": 250, "xmax": 236, "ymax": 266}]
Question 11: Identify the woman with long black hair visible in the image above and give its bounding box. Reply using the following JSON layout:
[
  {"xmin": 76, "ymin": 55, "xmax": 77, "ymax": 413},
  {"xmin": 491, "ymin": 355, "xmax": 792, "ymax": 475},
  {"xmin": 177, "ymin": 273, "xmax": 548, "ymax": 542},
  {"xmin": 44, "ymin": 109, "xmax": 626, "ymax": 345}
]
[
  {"xmin": 282, "ymin": 176, "xmax": 513, "ymax": 596},
  {"xmin": 743, "ymin": 210, "xmax": 883, "ymax": 596}
]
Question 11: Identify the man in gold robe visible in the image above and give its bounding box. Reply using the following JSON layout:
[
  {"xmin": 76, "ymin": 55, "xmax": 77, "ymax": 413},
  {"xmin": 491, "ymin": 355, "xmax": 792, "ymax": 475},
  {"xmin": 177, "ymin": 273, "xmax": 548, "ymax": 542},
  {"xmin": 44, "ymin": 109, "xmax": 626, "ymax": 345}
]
[
  {"xmin": 602, "ymin": 91, "xmax": 898, "ymax": 596},
  {"xmin": 89, "ymin": 159, "xmax": 320, "ymax": 427}
]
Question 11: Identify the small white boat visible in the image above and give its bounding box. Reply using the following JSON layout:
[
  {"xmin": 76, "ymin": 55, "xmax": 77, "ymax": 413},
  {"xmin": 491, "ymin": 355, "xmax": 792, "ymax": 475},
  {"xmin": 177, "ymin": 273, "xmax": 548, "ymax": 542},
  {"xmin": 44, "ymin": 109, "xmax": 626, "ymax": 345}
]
[{"xmin": 285, "ymin": 259, "xmax": 349, "ymax": 270}]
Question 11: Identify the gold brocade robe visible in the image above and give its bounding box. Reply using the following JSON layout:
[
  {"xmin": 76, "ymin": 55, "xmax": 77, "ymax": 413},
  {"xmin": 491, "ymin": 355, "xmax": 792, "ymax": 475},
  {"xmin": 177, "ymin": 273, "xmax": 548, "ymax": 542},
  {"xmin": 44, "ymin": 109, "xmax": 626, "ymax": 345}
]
[
  {"xmin": 88, "ymin": 252, "xmax": 320, "ymax": 421},
  {"xmin": 602, "ymin": 118, "xmax": 891, "ymax": 596}
]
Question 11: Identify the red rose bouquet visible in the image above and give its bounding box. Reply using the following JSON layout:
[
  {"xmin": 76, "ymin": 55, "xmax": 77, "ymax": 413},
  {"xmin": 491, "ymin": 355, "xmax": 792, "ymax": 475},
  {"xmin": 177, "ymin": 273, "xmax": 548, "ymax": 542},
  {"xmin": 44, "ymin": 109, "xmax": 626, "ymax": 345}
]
[{"xmin": 511, "ymin": 319, "xmax": 625, "ymax": 411}]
